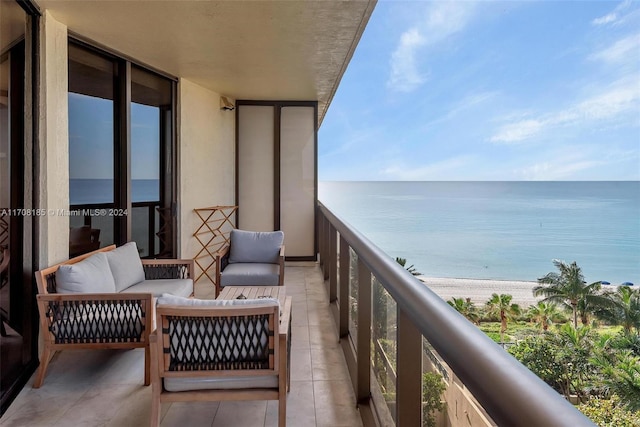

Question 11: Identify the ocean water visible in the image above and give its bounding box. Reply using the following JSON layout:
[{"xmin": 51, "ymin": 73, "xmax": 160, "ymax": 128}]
[
  {"xmin": 319, "ymin": 181, "xmax": 640, "ymax": 285},
  {"xmin": 70, "ymin": 179, "xmax": 159, "ymax": 204}
]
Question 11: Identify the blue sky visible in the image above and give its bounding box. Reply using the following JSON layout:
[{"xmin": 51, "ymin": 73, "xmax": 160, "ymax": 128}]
[
  {"xmin": 69, "ymin": 94, "xmax": 159, "ymax": 180},
  {"xmin": 318, "ymin": 0, "xmax": 640, "ymax": 181}
]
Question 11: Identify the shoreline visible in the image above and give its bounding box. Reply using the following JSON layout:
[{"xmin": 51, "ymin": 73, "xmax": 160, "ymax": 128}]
[{"xmin": 417, "ymin": 276, "xmax": 543, "ymax": 307}]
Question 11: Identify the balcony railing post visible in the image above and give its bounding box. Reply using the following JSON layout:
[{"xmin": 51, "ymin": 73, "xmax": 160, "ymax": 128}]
[
  {"xmin": 396, "ymin": 307, "xmax": 422, "ymax": 427},
  {"xmin": 148, "ymin": 204, "xmax": 155, "ymax": 256},
  {"xmin": 357, "ymin": 257, "xmax": 372, "ymax": 404},
  {"xmin": 323, "ymin": 214, "xmax": 330, "ymax": 281},
  {"xmin": 318, "ymin": 210, "xmax": 325, "ymax": 269},
  {"xmin": 339, "ymin": 236, "xmax": 350, "ymax": 337},
  {"xmin": 329, "ymin": 224, "xmax": 337, "ymax": 302}
]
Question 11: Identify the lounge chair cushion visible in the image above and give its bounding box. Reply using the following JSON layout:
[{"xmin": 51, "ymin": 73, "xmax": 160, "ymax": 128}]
[
  {"xmin": 156, "ymin": 293, "xmax": 279, "ymax": 308},
  {"xmin": 122, "ymin": 279, "xmax": 193, "ymax": 298},
  {"xmin": 106, "ymin": 242, "xmax": 146, "ymax": 292},
  {"xmin": 56, "ymin": 252, "xmax": 116, "ymax": 294},
  {"xmin": 220, "ymin": 263, "xmax": 280, "ymax": 287},
  {"xmin": 164, "ymin": 374, "xmax": 279, "ymax": 392},
  {"xmin": 228, "ymin": 229, "xmax": 284, "ymax": 264}
]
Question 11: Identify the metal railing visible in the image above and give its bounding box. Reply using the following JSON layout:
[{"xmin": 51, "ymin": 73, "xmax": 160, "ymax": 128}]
[
  {"xmin": 317, "ymin": 202, "xmax": 596, "ymax": 427},
  {"xmin": 69, "ymin": 201, "xmax": 162, "ymax": 258}
]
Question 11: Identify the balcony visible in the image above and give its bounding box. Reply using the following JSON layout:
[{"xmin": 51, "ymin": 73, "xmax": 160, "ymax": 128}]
[
  {"xmin": 0, "ymin": 203, "xmax": 597, "ymax": 426},
  {"xmin": 0, "ymin": 263, "xmax": 363, "ymax": 427}
]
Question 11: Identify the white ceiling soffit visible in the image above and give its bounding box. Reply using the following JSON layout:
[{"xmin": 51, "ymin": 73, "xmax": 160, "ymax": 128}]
[{"xmin": 37, "ymin": 0, "xmax": 377, "ymax": 124}]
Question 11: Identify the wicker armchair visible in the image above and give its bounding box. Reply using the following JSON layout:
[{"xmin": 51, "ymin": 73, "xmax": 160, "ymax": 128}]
[
  {"xmin": 214, "ymin": 229, "xmax": 285, "ymax": 296},
  {"xmin": 150, "ymin": 296, "xmax": 286, "ymax": 427}
]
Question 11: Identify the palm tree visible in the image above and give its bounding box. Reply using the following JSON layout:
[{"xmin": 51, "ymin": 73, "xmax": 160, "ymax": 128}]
[
  {"xmin": 395, "ymin": 257, "xmax": 421, "ymax": 276},
  {"xmin": 485, "ymin": 293, "xmax": 521, "ymax": 344},
  {"xmin": 528, "ymin": 301, "xmax": 562, "ymax": 332},
  {"xmin": 448, "ymin": 297, "xmax": 480, "ymax": 324},
  {"xmin": 596, "ymin": 286, "xmax": 640, "ymax": 334},
  {"xmin": 533, "ymin": 260, "xmax": 611, "ymax": 328}
]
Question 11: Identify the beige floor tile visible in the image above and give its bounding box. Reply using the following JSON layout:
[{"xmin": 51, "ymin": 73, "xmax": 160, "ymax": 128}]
[
  {"xmin": 313, "ymin": 380, "xmax": 363, "ymax": 427},
  {"xmin": 310, "ymin": 347, "xmax": 350, "ymax": 381},
  {"xmin": 290, "ymin": 348, "xmax": 313, "ymax": 381},
  {"xmin": 291, "ymin": 303, "xmax": 309, "ymax": 326},
  {"xmin": 291, "ymin": 325, "xmax": 310, "ymax": 349},
  {"xmin": 0, "ymin": 381, "xmax": 92, "ymax": 427},
  {"xmin": 161, "ymin": 401, "xmax": 219, "ymax": 427},
  {"xmin": 307, "ymin": 310, "xmax": 333, "ymax": 326},
  {"xmin": 38, "ymin": 349, "xmax": 115, "ymax": 386},
  {"xmin": 265, "ymin": 381, "xmax": 316, "ymax": 427},
  {"xmin": 309, "ymin": 326, "xmax": 340, "ymax": 349},
  {"xmin": 211, "ymin": 400, "xmax": 267, "ymax": 427},
  {"xmin": 97, "ymin": 348, "xmax": 147, "ymax": 385}
]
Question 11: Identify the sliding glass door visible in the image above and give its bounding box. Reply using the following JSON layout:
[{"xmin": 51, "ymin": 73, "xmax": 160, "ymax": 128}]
[
  {"xmin": 68, "ymin": 41, "xmax": 176, "ymax": 258},
  {"xmin": 1, "ymin": 0, "xmax": 38, "ymax": 414},
  {"xmin": 68, "ymin": 43, "xmax": 116, "ymax": 252}
]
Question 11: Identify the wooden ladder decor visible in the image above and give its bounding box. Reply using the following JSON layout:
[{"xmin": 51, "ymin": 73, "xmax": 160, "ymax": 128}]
[{"xmin": 192, "ymin": 206, "xmax": 237, "ymax": 286}]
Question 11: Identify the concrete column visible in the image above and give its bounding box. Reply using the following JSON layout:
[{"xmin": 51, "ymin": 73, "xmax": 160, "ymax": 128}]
[{"xmin": 38, "ymin": 11, "xmax": 69, "ymax": 266}]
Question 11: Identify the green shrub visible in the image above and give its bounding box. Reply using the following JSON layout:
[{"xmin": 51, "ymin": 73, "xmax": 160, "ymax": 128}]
[
  {"xmin": 578, "ymin": 395, "xmax": 640, "ymax": 427},
  {"xmin": 422, "ymin": 372, "xmax": 446, "ymax": 427}
]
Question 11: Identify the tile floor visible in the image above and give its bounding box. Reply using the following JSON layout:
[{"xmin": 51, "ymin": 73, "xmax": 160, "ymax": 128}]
[{"xmin": 0, "ymin": 264, "xmax": 363, "ymax": 427}]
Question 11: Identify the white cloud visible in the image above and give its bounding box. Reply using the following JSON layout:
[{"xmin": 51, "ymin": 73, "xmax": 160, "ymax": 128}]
[
  {"xmin": 422, "ymin": 91, "xmax": 498, "ymax": 130},
  {"xmin": 489, "ymin": 76, "xmax": 640, "ymax": 144},
  {"xmin": 490, "ymin": 119, "xmax": 545, "ymax": 144},
  {"xmin": 382, "ymin": 155, "xmax": 474, "ymax": 180},
  {"xmin": 388, "ymin": 29, "xmax": 427, "ymax": 92},
  {"xmin": 518, "ymin": 159, "xmax": 602, "ymax": 180},
  {"xmin": 592, "ymin": 0, "xmax": 633, "ymax": 26},
  {"xmin": 589, "ymin": 33, "xmax": 640, "ymax": 64},
  {"xmin": 387, "ymin": 2, "xmax": 475, "ymax": 93},
  {"xmin": 516, "ymin": 147, "xmax": 638, "ymax": 180}
]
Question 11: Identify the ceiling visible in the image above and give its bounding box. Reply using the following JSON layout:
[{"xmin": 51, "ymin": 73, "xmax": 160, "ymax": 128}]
[{"xmin": 36, "ymin": 0, "xmax": 376, "ymax": 124}]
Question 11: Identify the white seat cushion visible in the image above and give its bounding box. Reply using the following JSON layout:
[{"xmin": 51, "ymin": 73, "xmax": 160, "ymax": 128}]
[
  {"xmin": 121, "ymin": 278, "xmax": 193, "ymax": 298},
  {"xmin": 220, "ymin": 263, "xmax": 280, "ymax": 286},
  {"xmin": 164, "ymin": 374, "xmax": 278, "ymax": 392}
]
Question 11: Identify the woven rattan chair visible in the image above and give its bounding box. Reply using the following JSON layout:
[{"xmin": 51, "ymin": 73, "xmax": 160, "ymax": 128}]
[
  {"xmin": 150, "ymin": 296, "xmax": 286, "ymax": 426},
  {"xmin": 214, "ymin": 229, "xmax": 285, "ymax": 296}
]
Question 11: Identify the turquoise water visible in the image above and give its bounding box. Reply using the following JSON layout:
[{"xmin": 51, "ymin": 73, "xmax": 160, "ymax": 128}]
[{"xmin": 319, "ymin": 181, "xmax": 640, "ymax": 284}]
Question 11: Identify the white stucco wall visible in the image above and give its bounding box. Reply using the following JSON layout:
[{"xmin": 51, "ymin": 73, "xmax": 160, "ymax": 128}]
[
  {"xmin": 38, "ymin": 11, "xmax": 69, "ymax": 266},
  {"xmin": 178, "ymin": 78, "xmax": 235, "ymax": 260}
]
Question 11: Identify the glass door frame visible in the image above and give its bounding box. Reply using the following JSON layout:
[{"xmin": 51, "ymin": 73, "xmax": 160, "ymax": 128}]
[
  {"xmin": 67, "ymin": 36, "xmax": 178, "ymax": 258},
  {"xmin": 0, "ymin": 0, "xmax": 41, "ymax": 415}
]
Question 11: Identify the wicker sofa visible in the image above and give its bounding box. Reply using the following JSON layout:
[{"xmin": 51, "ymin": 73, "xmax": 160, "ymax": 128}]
[{"xmin": 34, "ymin": 242, "xmax": 194, "ymax": 388}]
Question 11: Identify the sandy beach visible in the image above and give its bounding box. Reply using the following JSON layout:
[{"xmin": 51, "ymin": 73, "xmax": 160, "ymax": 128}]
[{"xmin": 418, "ymin": 277, "xmax": 543, "ymax": 307}]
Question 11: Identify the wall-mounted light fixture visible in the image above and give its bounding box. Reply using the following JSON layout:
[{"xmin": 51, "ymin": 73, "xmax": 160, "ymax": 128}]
[{"xmin": 220, "ymin": 96, "xmax": 235, "ymax": 111}]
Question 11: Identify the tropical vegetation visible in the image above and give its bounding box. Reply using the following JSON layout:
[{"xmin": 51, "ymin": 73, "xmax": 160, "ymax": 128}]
[
  {"xmin": 533, "ymin": 259, "xmax": 613, "ymax": 328},
  {"xmin": 445, "ymin": 260, "xmax": 640, "ymax": 425},
  {"xmin": 485, "ymin": 293, "xmax": 521, "ymax": 344}
]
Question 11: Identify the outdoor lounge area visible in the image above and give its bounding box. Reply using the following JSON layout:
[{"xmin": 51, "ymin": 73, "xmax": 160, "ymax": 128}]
[
  {"xmin": 0, "ymin": 263, "xmax": 363, "ymax": 427},
  {"xmin": 0, "ymin": 1, "xmax": 601, "ymax": 425}
]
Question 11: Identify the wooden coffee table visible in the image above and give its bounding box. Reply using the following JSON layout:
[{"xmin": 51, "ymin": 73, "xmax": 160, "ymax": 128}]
[{"xmin": 216, "ymin": 286, "xmax": 291, "ymax": 391}]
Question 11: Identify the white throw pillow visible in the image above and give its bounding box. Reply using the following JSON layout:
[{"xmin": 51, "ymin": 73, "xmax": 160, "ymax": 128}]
[
  {"xmin": 56, "ymin": 252, "xmax": 116, "ymax": 294},
  {"xmin": 106, "ymin": 242, "xmax": 146, "ymax": 292}
]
